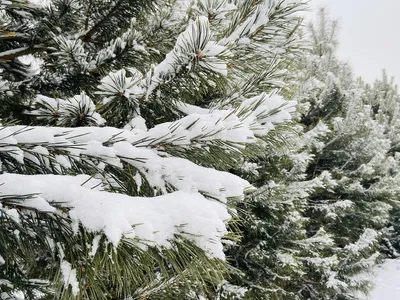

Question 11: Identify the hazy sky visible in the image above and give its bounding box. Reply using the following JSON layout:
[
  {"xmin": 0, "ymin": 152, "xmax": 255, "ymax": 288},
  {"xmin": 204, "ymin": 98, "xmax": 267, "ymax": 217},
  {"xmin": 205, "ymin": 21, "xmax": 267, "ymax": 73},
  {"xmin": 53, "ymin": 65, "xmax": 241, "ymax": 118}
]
[{"xmin": 308, "ymin": 0, "xmax": 400, "ymax": 85}]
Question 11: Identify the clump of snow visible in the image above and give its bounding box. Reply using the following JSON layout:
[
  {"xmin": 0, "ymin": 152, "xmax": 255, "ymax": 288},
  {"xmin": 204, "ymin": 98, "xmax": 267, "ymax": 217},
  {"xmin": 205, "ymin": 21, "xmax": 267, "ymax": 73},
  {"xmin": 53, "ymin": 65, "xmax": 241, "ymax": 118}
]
[
  {"xmin": 178, "ymin": 93, "xmax": 296, "ymax": 140},
  {"xmin": 88, "ymin": 235, "xmax": 102, "ymax": 257},
  {"xmin": 220, "ymin": 281, "xmax": 248, "ymax": 298},
  {"xmin": 60, "ymin": 92, "xmax": 105, "ymax": 126},
  {"xmin": 4, "ymin": 208, "xmax": 20, "ymax": 224},
  {"xmin": 17, "ymin": 54, "xmax": 42, "ymax": 76},
  {"xmin": 220, "ymin": 0, "xmax": 271, "ymax": 45},
  {"xmin": 60, "ymin": 260, "xmax": 79, "ymax": 296},
  {"xmin": 92, "ymin": 18, "xmax": 147, "ymax": 68},
  {"xmin": 29, "ymin": 0, "xmax": 52, "ymax": 7},
  {"xmin": 0, "ymin": 174, "xmax": 232, "ymax": 259},
  {"xmin": 345, "ymin": 229, "xmax": 379, "ymax": 254},
  {"xmin": 0, "ymin": 291, "xmax": 25, "ymax": 300},
  {"xmin": 241, "ymin": 161, "xmax": 260, "ymax": 176},
  {"xmin": 196, "ymin": 0, "xmax": 237, "ymax": 21},
  {"xmin": 235, "ymin": 93, "xmax": 296, "ymax": 136}
]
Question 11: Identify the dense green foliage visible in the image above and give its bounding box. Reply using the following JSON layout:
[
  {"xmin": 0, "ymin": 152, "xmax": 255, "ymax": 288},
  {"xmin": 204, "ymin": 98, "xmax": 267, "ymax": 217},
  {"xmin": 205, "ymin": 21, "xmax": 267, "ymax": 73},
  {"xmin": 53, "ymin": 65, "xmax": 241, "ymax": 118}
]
[
  {"xmin": 222, "ymin": 8, "xmax": 400, "ymax": 300},
  {"xmin": 1, "ymin": 1, "xmax": 399, "ymax": 299}
]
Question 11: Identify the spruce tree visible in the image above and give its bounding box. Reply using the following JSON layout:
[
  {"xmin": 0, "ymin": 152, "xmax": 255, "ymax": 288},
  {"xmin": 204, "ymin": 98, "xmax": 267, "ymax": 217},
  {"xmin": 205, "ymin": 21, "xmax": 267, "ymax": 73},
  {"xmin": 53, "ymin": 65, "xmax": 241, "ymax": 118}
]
[
  {"xmin": 360, "ymin": 71, "xmax": 400, "ymax": 257},
  {"xmin": 223, "ymin": 8, "xmax": 400, "ymax": 300},
  {"xmin": 295, "ymin": 9, "xmax": 400, "ymax": 299},
  {"xmin": 221, "ymin": 121, "xmax": 342, "ymax": 300},
  {"xmin": 215, "ymin": 4, "xmax": 340, "ymax": 300},
  {"xmin": 0, "ymin": 0, "xmax": 303, "ymax": 299}
]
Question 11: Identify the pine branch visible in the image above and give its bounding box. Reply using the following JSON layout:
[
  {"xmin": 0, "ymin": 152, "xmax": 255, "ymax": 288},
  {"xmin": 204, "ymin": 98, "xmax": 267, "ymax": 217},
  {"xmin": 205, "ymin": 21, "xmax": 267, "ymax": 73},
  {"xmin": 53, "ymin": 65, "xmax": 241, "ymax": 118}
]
[
  {"xmin": 0, "ymin": 45, "xmax": 50, "ymax": 62},
  {"xmin": 81, "ymin": 0, "xmax": 125, "ymax": 43},
  {"xmin": 0, "ymin": 33, "xmax": 31, "ymax": 43}
]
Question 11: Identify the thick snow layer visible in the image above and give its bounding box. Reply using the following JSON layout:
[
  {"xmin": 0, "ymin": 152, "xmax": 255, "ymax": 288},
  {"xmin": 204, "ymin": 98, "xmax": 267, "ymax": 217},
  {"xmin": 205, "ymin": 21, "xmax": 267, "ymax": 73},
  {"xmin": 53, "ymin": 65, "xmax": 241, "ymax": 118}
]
[
  {"xmin": 237, "ymin": 93, "xmax": 296, "ymax": 136},
  {"xmin": 0, "ymin": 174, "xmax": 230, "ymax": 259},
  {"xmin": 0, "ymin": 124, "xmax": 251, "ymax": 202},
  {"xmin": 370, "ymin": 259, "xmax": 400, "ymax": 300}
]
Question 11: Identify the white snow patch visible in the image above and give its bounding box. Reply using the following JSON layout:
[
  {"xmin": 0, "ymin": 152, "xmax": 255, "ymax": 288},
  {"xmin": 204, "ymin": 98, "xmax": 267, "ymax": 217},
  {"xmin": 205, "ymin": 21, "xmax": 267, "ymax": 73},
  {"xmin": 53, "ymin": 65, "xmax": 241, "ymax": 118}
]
[
  {"xmin": 89, "ymin": 235, "xmax": 102, "ymax": 257},
  {"xmin": 370, "ymin": 259, "xmax": 400, "ymax": 300},
  {"xmin": 60, "ymin": 260, "xmax": 79, "ymax": 296}
]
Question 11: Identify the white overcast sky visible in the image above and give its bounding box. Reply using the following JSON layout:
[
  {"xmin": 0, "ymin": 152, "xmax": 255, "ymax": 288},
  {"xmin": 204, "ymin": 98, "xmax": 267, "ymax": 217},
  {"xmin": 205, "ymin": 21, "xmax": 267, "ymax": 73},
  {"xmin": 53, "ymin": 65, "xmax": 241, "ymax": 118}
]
[{"xmin": 308, "ymin": 0, "xmax": 400, "ymax": 85}]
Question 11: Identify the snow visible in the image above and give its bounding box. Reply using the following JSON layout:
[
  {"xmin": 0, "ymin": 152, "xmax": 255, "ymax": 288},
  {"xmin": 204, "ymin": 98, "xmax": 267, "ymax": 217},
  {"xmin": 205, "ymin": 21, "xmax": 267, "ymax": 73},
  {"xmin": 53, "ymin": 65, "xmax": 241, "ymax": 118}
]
[
  {"xmin": 92, "ymin": 19, "xmax": 146, "ymax": 68},
  {"xmin": 177, "ymin": 102, "xmax": 211, "ymax": 115},
  {"xmin": 5, "ymin": 208, "xmax": 20, "ymax": 224},
  {"xmin": 220, "ymin": 281, "xmax": 248, "ymax": 298},
  {"xmin": 241, "ymin": 161, "xmax": 260, "ymax": 176},
  {"xmin": 197, "ymin": 0, "xmax": 237, "ymax": 21},
  {"xmin": 177, "ymin": 94, "xmax": 296, "ymax": 141},
  {"xmin": 29, "ymin": 0, "xmax": 52, "ymax": 7},
  {"xmin": 141, "ymin": 109, "xmax": 258, "ymax": 145},
  {"xmin": 1, "ymin": 291, "xmax": 24, "ymax": 300},
  {"xmin": 345, "ymin": 229, "xmax": 379, "ymax": 254},
  {"xmin": 0, "ymin": 123, "xmax": 252, "ymax": 201},
  {"xmin": 0, "ymin": 174, "xmax": 231, "ymax": 259},
  {"xmin": 88, "ymin": 235, "xmax": 102, "ymax": 257},
  {"xmin": 52, "ymin": 36, "xmax": 90, "ymax": 69},
  {"xmin": 60, "ymin": 261, "xmax": 79, "ymax": 296},
  {"xmin": 0, "ymin": 47, "xmax": 29, "ymax": 58},
  {"xmin": 236, "ymin": 93, "xmax": 296, "ymax": 136},
  {"xmin": 61, "ymin": 92, "xmax": 105, "ymax": 125},
  {"xmin": 370, "ymin": 259, "xmax": 400, "ymax": 300},
  {"xmin": 17, "ymin": 54, "xmax": 42, "ymax": 76}
]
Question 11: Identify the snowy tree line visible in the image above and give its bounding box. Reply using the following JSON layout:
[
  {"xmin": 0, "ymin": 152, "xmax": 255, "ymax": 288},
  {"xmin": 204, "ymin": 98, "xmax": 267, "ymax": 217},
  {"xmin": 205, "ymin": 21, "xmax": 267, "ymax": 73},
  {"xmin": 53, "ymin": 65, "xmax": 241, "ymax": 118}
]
[{"xmin": 0, "ymin": 0, "xmax": 399, "ymax": 299}]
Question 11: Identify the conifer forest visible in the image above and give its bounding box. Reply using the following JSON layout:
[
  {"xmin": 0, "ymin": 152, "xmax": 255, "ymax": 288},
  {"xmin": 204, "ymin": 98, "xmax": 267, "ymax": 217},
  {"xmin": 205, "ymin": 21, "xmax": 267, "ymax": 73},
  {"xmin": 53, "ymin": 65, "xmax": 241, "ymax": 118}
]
[{"xmin": 1, "ymin": 0, "xmax": 400, "ymax": 299}]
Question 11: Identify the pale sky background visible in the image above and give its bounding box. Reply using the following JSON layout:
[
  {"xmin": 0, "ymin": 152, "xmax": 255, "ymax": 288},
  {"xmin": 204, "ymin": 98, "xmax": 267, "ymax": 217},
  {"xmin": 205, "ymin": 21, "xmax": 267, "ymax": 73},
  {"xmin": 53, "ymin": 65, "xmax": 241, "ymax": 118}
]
[{"xmin": 308, "ymin": 0, "xmax": 400, "ymax": 86}]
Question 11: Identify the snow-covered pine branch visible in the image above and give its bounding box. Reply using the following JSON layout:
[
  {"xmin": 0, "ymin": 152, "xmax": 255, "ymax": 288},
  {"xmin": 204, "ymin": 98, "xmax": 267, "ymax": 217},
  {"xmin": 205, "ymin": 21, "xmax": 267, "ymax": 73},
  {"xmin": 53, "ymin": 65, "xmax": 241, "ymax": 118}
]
[
  {"xmin": 0, "ymin": 173, "xmax": 231, "ymax": 259},
  {"xmin": 146, "ymin": 15, "xmax": 230, "ymax": 98},
  {"xmin": 0, "ymin": 0, "xmax": 305, "ymax": 298},
  {"xmin": 0, "ymin": 124, "xmax": 252, "ymax": 200}
]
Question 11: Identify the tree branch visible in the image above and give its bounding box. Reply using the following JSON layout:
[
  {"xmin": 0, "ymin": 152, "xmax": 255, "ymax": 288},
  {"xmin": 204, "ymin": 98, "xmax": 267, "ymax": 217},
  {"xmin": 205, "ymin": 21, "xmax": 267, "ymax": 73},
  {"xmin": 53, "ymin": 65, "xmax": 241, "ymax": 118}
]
[
  {"xmin": 81, "ymin": 0, "xmax": 124, "ymax": 43},
  {"xmin": 0, "ymin": 33, "xmax": 31, "ymax": 43},
  {"xmin": 0, "ymin": 45, "xmax": 51, "ymax": 62}
]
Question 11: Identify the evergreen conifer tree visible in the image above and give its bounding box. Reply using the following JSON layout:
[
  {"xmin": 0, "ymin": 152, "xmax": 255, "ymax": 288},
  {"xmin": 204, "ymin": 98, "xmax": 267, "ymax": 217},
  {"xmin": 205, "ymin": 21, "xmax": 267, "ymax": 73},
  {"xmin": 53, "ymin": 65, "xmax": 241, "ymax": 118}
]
[
  {"xmin": 215, "ymin": 5, "xmax": 339, "ymax": 300},
  {"xmin": 221, "ymin": 121, "xmax": 341, "ymax": 300},
  {"xmin": 294, "ymin": 9, "xmax": 400, "ymax": 299},
  {"xmin": 360, "ymin": 71, "xmax": 400, "ymax": 257},
  {"xmin": 223, "ymin": 8, "xmax": 400, "ymax": 300},
  {"xmin": 0, "ymin": 0, "xmax": 303, "ymax": 299}
]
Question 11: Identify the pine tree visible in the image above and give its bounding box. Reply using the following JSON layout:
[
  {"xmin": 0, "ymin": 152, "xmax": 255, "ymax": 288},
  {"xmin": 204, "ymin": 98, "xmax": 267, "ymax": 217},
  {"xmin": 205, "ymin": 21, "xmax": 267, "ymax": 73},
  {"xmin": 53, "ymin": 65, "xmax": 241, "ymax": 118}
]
[
  {"xmin": 360, "ymin": 71, "xmax": 400, "ymax": 257},
  {"xmin": 222, "ymin": 8, "xmax": 400, "ymax": 300},
  {"xmin": 294, "ymin": 9, "xmax": 400, "ymax": 299},
  {"xmin": 221, "ymin": 121, "xmax": 342, "ymax": 300},
  {"xmin": 0, "ymin": 0, "xmax": 303, "ymax": 299},
  {"xmin": 211, "ymin": 3, "xmax": 340, "ymax": 300}
]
